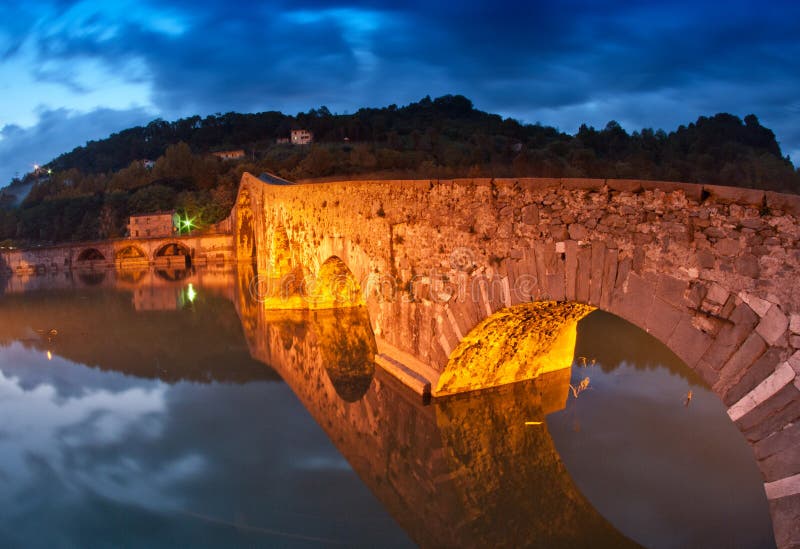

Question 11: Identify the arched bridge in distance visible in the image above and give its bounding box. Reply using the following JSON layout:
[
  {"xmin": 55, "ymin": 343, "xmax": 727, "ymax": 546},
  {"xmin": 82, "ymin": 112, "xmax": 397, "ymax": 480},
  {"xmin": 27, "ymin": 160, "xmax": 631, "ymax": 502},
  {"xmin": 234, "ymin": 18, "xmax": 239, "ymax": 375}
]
[
  {"xmin": 233, "ymin": 172, "xmax": 800, "ymax": 547},
  {"xmin": 0, "ymin": 234, "xmax": 233, "ymax": 274}
]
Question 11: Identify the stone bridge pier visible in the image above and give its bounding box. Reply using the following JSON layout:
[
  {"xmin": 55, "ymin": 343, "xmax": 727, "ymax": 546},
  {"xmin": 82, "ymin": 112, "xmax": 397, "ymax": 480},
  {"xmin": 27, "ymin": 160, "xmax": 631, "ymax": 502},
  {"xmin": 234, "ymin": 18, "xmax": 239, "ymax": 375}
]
[{"xmin": 234, "ymin": 173, "xmax": 800, "ymax": 546}]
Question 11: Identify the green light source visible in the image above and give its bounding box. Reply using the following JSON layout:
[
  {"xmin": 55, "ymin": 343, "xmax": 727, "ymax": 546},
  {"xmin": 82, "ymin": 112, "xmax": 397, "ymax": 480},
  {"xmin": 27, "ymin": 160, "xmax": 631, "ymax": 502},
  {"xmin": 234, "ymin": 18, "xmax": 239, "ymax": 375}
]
[
  {"xmin": 186, "ymin": 283, "xmax": 197, "ymax": 303},
  {"xmin": 180, "ymin": 214, "xmax": 196, "ymax": 233}
]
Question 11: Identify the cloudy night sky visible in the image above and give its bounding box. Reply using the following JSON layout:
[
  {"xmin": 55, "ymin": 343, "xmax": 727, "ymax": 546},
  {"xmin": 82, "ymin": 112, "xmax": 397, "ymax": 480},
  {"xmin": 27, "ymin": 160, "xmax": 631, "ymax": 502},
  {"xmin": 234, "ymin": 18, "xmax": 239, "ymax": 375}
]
[{"xmin": 0, "ymin": 0, "xmax": 798, "ymax": 185}]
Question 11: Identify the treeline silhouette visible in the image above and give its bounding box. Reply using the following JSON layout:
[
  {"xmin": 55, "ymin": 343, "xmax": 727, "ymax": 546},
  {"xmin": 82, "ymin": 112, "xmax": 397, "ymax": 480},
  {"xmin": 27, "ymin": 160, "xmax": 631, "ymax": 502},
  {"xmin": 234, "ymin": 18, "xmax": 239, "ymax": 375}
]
[{"xmin": 1, "ymin": 94, "xmax": 797, "ymax": 245}]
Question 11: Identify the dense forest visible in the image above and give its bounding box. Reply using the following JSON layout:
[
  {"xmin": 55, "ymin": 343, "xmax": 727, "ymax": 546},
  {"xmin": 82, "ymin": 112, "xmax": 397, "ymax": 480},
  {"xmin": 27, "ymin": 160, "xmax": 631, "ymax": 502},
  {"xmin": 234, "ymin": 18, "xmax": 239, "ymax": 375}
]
[{"xmin": 1, "ymin": 94, "xmax": 798, "ymax": 245}]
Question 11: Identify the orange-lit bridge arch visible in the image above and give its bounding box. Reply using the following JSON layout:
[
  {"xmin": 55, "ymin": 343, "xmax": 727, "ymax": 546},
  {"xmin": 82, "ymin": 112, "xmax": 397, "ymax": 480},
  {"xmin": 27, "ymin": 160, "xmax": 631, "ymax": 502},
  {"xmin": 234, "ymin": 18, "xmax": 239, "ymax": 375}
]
[{"xmin": 233, "ymin": 172, "xmax": 800, "ymax": 546}]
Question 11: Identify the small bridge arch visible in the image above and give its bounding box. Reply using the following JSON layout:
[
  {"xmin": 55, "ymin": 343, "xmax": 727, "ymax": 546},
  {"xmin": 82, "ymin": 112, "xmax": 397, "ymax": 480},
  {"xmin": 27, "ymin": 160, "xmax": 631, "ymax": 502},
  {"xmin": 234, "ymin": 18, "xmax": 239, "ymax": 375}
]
[
  {"xmin": 308, "ymin": 255, "xmax": 364, "ymax": 309},
  {"xmin": 76, "ymin": 247, "xmax": 106, "ymax": 262},
  {"xmin": 154, "ymin": 242, "xmax": 192, "ymax": 267}
]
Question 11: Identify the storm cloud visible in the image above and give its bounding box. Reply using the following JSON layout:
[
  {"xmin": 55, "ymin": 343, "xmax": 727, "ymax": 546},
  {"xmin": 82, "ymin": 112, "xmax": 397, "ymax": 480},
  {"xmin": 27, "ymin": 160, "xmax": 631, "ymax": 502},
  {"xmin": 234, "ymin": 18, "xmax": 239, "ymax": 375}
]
[{"xmin": 1, "ymin": 0, "xmax": 798, "ymax": 185}]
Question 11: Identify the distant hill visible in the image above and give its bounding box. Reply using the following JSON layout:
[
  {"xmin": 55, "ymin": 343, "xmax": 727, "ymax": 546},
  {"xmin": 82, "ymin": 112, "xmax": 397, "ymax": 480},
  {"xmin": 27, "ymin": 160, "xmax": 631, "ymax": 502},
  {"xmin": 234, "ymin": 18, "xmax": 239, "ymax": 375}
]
[{"xmin": 0, "ymin": 94, "xmax": 798, "ymax": 245}]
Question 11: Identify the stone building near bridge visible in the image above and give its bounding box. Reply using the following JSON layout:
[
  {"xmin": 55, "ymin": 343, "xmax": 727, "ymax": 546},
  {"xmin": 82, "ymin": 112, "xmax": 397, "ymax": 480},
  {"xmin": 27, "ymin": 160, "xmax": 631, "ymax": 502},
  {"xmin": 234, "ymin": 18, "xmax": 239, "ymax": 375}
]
[{"xmin": 128, "ymin": 211, "xmax": 178, "ymax": 238}]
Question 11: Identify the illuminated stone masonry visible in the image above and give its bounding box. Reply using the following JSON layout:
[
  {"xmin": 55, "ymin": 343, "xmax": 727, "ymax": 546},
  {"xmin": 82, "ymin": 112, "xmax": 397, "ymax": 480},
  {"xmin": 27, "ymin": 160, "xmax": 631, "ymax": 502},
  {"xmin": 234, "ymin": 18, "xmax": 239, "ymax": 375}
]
[{"xmin": 233, "ymin": 173, "xmax": 800, "ymax": 547}]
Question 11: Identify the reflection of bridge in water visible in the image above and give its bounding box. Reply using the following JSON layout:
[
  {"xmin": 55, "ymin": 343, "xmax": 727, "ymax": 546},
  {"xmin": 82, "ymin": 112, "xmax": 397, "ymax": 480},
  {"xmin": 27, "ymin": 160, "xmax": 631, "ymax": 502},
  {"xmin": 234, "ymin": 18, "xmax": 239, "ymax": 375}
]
[
  {"xmin": 0, "ymin": 269, "xmax": 640, "ymax": 546},
  {"xmin": 235, "ymin": 281, "xmax": 641, "ymax": 547}
]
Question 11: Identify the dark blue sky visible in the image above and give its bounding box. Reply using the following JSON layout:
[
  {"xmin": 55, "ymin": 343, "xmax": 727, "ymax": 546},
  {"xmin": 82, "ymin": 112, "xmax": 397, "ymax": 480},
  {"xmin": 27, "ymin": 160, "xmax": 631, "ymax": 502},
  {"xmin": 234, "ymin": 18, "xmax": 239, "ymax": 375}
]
[{"xmin": 1, "ymin": 0, "xmax": 798, "ymax": 184}]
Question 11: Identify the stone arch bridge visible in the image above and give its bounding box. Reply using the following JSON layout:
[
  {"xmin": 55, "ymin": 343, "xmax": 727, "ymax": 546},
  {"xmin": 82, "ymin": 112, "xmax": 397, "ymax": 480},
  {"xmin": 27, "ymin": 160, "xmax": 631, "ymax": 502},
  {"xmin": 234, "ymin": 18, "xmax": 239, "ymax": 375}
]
[
  {"xmin": 234, "ymin": 172, "xmax": 800, "ymax": 546},
  {"xmin": 0, "ymin": 233, "xmax": 233, "ymax": 274}
]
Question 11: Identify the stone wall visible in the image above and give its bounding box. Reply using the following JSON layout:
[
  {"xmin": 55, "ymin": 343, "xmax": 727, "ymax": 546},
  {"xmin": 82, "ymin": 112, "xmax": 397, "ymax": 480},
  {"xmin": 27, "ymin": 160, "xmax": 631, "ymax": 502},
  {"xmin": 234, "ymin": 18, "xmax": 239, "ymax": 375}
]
[{"xmin": 236, "ymin": 173, "xmax": 800, "ymax": 546}]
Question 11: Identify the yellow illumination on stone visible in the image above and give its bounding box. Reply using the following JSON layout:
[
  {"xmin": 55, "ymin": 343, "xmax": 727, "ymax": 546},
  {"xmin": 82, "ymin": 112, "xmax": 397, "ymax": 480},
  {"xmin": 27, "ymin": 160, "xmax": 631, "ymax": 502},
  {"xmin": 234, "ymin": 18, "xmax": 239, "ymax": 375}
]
[
  {"xmin": 434, "ymin": 301, "xmax": 595, "ymax": 397},
  {"xmin": 305, "ymin": 256, "xmax": 364, "ymax": 309}
]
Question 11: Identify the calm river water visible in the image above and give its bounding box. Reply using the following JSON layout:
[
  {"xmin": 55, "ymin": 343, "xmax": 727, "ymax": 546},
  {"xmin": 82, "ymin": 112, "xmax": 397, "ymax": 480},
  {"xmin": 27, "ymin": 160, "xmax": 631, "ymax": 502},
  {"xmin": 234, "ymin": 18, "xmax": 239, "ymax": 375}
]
[{"xmin": 0, "ymin": 267, "xmax": 774, "ymax": 548}]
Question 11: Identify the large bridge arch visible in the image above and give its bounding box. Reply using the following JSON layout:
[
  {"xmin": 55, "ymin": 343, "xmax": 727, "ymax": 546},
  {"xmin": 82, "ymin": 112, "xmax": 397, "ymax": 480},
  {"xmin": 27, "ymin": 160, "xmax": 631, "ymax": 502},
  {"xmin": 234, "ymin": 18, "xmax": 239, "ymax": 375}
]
[{"xmin": 233, "ymin": 173, "xmax": 800, "ymax": 545}]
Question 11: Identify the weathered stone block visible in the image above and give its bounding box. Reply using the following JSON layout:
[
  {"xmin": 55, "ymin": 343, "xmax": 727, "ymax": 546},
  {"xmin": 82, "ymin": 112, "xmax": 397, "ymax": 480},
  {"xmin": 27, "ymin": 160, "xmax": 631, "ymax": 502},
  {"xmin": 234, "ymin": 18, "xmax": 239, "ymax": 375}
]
[
  {"xmin": 703, "ymin": 184, "xmax": 765, "ymax": 206},
  {"xmin": 521, "ymin": 204, "xmax": 539, "ymax": 225},
  {"xmin": 724, "ymin": 347, "xmax": 786, "ymax": 406},
  {"xmin": 686, "ymin": 281, "xmax": 707, "ymax": 308},
  {"xmin": 695, "ymin": 358, "xmax": 720, "ymax": 387},
  {"xmin": 705, "ymin": 282, "xmax": 730, "ymax": 305},
  {"xmin": 589, "ymin": 241, "xmax": 606, "ymax": 305},
  {"xmin": 715, "ymin": 237, "xmax": 741, "ymax": 257},
  {"xmin": 545, "ymin": 273, "xmax": 566, "ymax": 302},
  {"xmin": 611, "ymin": 271, "xmax": 655, "ymax": 325},
  {"xmin": 735, "ymin": 254, "xmax": 760, "ymax": 278},
  {"xmin": 692, "ymin": 313, "xmax": 724, "ymax": 335},
  {"xmin": 560, "ymin": 177, "xmax": 602, "ymax": 190},
  {"xmin": 790, "ymin": 314, "xmax": 800, "ymax": 335},
  {"xmin": 575, "ymin": 245, "xmax": 592, "ymax": 303},
  {"xmin": 720, "ymin": 294, "xmax": 737, "ymax": 319},
  {"xmin": 599, "ymin": 249, "xmax": 619, "ymax": 310},
  {"xmin": 769, "ymin": 493, "xmax": 800, "ymax": 549},
  {"xmin": 704, "ymin": 226, "xmax": 727, "ymax": 239},
  {"xmin": 533, "ymin": 243, "xmax": 548, "ymax": 292},
  {"xmin": 738, "ymin": 383, "xmax": 800, "ymax": 442},
  {"xmin": 568, "ymin": 223, "xmax": 588, "ymax": 240},
  {"xmin": 607, "ymin": 179, "xmax": 644, "ymax": 192},
  {"xmin": 645, "ymin": 297, "xmax": 684, "ymax": 342},
  {"xmin": 757, "ymin": 305, "xmax": 791, "ymax": 346},
  {"xmin": 632, "ymin": 247, "xmax": 646, "ymax": 273},
  {"xmin": 766, "ymin": 190, "xmax": 800, "ymax": 217},
  {"xmin": 641, "ymin": 180, "xmax": 704, "ymax": 201},
  {"xmin": 740, "ymin": 218, "xmax": 765, "ymax": 230},
  {"xmin": 601, "ymin": 213, "xmax": 627, "ymax": 228},
  {"xmin": 756, "ymin": 421, "xmax": 800, "ymax": 461},
  {"xmin": 666, "ymin": 317, "xmax": 713, "ymax": 368},
  {"xmin": 715, "ymin": 332, "xmax": 768, "ymax": 393},
  {"xmin": 790, "ymin": 351, "xmax": 800, "ymax": 375},
  {"xmin": 739, "ymin": 292, "xmax": 773, "ymax": 317},
  {"xmin": 446, "ymin": 298, "xmax": 481, "ymax": 338},
  {"xmin": 701, "ymin": 302, "xmax": 760, "ymax": 370},
  {"xmin": 656, "ymin": 274, "xmax": 689, "ymax": 308},
  {"xmin": 759, "ymin": 441, "xmax": 800, "ymax": 482},
  {"xmin": 549, "ymin": 224, "xmax": 569, "ymax": 241},
  {"xmin": 564, "ymin": 240, "xmax": 578, "ymax": 301},
  {"xmin": 614, "ymin": 256, "xmax": 632, "ymax": 292}
]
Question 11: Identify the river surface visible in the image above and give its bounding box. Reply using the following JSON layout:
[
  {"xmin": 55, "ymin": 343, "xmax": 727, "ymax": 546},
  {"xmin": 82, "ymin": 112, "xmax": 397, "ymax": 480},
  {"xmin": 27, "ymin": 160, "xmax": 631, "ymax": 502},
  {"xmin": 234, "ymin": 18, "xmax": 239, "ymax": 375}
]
[{"xmin": 0, "ymin": 267, "xmax": 775, "ymax": 547}]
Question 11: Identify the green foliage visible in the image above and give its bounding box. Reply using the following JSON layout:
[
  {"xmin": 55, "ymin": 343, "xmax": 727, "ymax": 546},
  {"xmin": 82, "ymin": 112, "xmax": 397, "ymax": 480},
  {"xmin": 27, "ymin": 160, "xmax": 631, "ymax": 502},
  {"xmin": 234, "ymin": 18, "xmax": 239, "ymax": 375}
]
[{"xmin": 1, "ymin": 94, "xmax": 798, "ymax": 245}]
